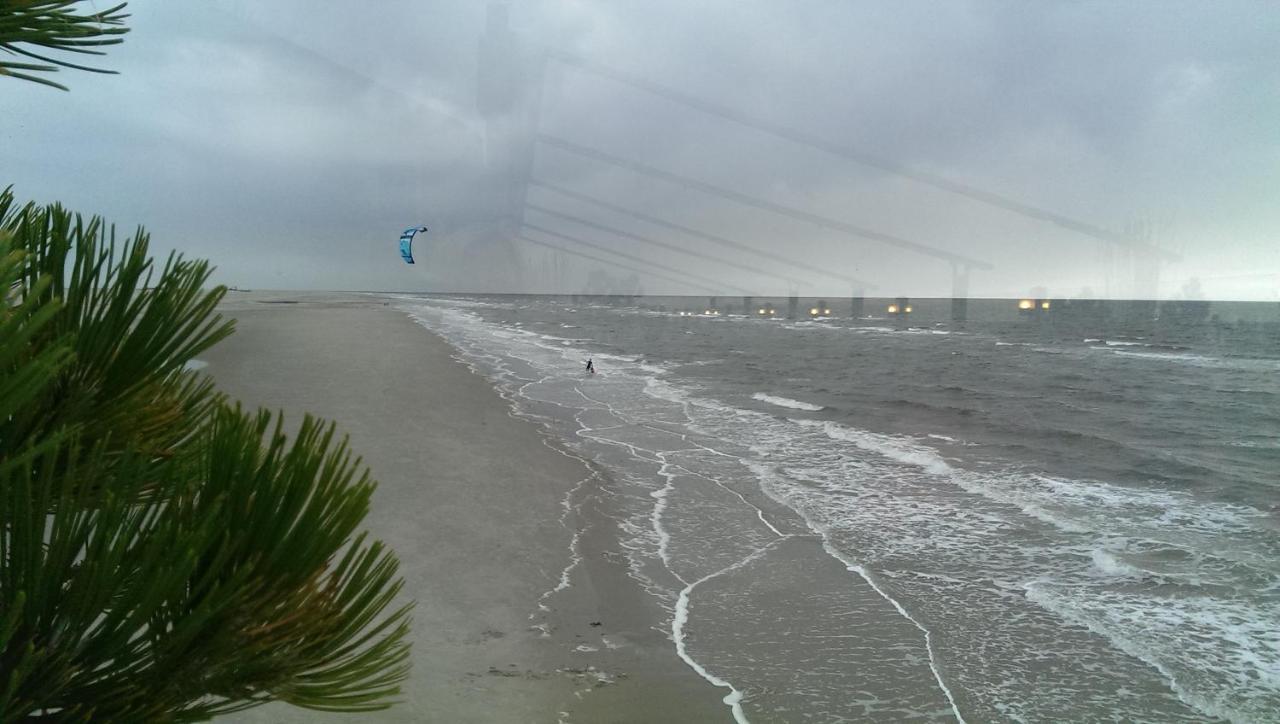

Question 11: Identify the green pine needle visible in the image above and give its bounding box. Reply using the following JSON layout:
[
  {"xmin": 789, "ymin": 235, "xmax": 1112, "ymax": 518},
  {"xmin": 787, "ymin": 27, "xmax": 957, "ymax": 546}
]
[
  {"xmin": 1, "ymin": 1, "xmax": 130, "ymax": 90},
  {"xmin": 0, "ymin": 187, "xmax": 414, "ymax": 720}
]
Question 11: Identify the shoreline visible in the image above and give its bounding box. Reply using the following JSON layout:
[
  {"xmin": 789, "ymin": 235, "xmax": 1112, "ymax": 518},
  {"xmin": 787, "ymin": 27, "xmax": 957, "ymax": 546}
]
[
  {"xmin": 203, "ymin": 292, "xmax": 728, "ymax": 723},
  {"xmin": 399, "ymin": 294, "xmax": 966, "ymax": 722},
  {"xmin": 198, "ymin": 290, "xmax": 1276, "ymax": 722}
]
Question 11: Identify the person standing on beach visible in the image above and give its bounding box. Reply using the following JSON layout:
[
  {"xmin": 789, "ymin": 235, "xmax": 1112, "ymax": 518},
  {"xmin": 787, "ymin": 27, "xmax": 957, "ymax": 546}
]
[{"xmin": 586, "ymin": 358, "xmax": 595, "ymax": 374}]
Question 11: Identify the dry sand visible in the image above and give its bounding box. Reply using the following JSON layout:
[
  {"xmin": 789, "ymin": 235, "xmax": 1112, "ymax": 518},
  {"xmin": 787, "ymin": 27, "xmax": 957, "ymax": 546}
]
[{"xmin": 203, "ymin": 292, "xmax": 727, "ymax": 723}]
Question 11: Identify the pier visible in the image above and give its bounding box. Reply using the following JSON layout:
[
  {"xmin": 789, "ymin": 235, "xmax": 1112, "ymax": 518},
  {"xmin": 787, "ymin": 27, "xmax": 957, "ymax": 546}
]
[{"xmin": 467, "ymin": 3, "xmax": 1180, "ymax": 318}]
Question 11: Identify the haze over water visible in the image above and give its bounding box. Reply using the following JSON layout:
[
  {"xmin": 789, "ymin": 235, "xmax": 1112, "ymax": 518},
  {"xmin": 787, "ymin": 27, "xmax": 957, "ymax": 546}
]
[{"xmin": 404, "ymin": 294, "xmax": 1279, "ymax": 723}]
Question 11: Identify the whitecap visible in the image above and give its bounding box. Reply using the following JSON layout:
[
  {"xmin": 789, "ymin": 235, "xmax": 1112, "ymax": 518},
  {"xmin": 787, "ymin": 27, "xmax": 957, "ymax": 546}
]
[{"xmin": 752, "ymin": 393, "xmax": 824, "ymax": 411}]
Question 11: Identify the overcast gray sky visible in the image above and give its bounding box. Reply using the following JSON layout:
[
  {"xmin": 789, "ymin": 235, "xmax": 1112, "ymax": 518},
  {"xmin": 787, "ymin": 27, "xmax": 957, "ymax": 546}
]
[{"xmin": 3, "ymin": 1, "xmax": 1277, "ymax": 299}]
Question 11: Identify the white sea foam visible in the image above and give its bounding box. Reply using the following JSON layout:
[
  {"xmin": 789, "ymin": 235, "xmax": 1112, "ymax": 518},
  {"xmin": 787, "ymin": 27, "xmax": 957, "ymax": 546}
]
[
  {"xmin": 1026, "ymin": 581, "xmax": 1280, "ymax": 722},
  {"xmin": 1083, "ymin": 346, "xmax": 1280, "ymax": 371},
  {"xmin": 1227, "ymin": 440, "xmax": 1280, "ymax": 449},
  {"xmin": 1090, "ymin": 549, "xmax": 1143, "ymax": 577},
  {"xmin": 740, "ymin": 459, "xmax": 968, "ymax": 723},
  {"xmin": 751, "ymin": 393, "xmax": 824, "ymax": 411},
  {"xmin": 1108, "ymin": 349, "xmax": 1224, "ymax": 366},
  {"xmin": 785, "ymin": 418, "xmax": 1122, "ymax": 537},
  {"xmin": 794, "ymin": 419, "xmax": 954, "ymax": 476},
  {"xmin": 672, "ymin": 541, "xmax": 788, "ymax": 724},
  {"xmin": 395, "ymin": 295, "xmax": 1280, "ymax": 723},
  {"xmin": 649, "ymin": 462, "xmax": 681, "ymax": 581}
]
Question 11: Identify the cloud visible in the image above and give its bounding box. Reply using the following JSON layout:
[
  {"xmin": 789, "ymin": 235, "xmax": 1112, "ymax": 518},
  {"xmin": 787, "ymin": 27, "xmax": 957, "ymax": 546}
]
[{"xmin": 1, "ymin": 0, "xmax": 1276, "ymax": 298}]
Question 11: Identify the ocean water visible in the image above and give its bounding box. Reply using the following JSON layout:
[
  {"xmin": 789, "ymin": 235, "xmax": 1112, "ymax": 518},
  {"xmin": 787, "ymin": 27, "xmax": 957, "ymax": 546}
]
[{"xmin": 397, "ymin": 294, "xmax": 1279, "ymax": 723}]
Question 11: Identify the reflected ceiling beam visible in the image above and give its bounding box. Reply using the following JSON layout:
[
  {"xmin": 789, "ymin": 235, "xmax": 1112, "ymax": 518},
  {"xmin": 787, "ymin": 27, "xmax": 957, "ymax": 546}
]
[
  {"xmin": 523, "ymin": 222, "xmax": 754, "ymax": 294},
  {"xmin": 515, "ymin": 234, "xmax": 719, "ymax": 294},
  {"xmin": 532, "ymin": 180, "xmax": 874, "ymax": 290},
  {"xmin": 547, "ymin": 50, "xmax": 1178, "ymax": 262},
  {"xmin": 538, "ymin": 134, "xmax": 993, "ymax": 270},
  {"xmin": 527, "ymin": 204, "xmax": 806, "ymax": 287},
  {"xmin": 213, "ymin": 5, "xmax": 480, "ymax": 138}
]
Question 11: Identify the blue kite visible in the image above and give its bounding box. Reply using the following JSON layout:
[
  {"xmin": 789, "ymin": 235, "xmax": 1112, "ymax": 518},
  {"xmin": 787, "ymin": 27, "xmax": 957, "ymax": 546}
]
[{"xmin": 399, "ymin": 226, "xmax": 428, "ymax": 264}]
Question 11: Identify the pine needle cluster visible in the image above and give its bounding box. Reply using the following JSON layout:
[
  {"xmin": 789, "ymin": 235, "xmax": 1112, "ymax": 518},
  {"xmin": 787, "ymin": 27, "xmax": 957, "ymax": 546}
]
[
  {"xmin": 4, "ymin": 4, "xmax": 414, "ymax": 717},
  {"xmin": 0, "ymin": 193, "xmax": 412, "ymax": 720},
  {"xmin": 0, "ymin": 0, "xmax": 129, "ymax": 90}
]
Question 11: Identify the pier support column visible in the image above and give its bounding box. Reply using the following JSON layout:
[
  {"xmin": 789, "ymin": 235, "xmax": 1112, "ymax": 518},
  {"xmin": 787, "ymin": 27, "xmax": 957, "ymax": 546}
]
[
  {"xmin": 787, "ymin": 296, "xmax": 799, "ymax": 320},
  {"xmin": 951, "ymin": 263, "xmax": 970, "ymax": 323},
  {"xmin": 743, "ymin": 296, "xmax": 753, "ymax": 317},
  {"xmin": 952, "ymin": 263, "xmax": 967, "ymax": 323}
]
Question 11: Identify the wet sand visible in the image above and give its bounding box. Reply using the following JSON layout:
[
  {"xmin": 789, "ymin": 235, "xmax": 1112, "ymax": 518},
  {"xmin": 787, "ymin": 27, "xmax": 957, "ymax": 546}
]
[{"xmin": 203, "ymin": 292, "xmax": 727, "ymax": 723}]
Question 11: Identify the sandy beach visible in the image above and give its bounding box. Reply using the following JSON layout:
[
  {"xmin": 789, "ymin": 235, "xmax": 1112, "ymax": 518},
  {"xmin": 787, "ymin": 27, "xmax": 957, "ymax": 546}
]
[{"xmin": 203, "ymin": 292, "xmax": 727, "ymax": 723}]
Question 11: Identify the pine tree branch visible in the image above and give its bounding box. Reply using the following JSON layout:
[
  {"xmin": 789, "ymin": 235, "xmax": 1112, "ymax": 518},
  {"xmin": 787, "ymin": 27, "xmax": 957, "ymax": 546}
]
[{"xmin": 0, "ymin": 1, "xmax": 130, "ymax": 90}]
